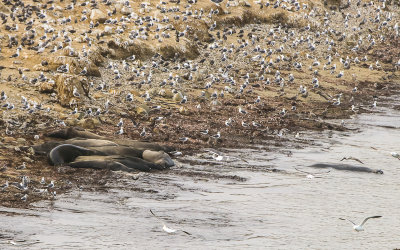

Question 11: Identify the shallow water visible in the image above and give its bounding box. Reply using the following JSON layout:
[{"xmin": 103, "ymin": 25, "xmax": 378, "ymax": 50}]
[{"xmin": 1, "ymin": 99, "xmax": 400, "ymax": 249}]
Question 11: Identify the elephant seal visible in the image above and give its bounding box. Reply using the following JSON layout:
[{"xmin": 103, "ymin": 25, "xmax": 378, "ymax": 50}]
[
  {"xmin": 142, "ymin": 150, "xmax": 175, "ymax": 168},
  {"xmin": 47, "ymin": 127, "xmax": 106, "ymax": 140},
  {"xmin": 65, "ymin": 138, "xmax": 118, "ymax": 147},
  {"xmin": 36, "ymin": 128, "xmax": 176, "ymax": 172},
  {"xmin": 32, "ymin": 141, "xmax": 63, "ymax": 155},
  {"xmin": 68, "ymin": 158, "xmax": 135, "ymax": 172},
  {"xmin": 49, "ymin": 144, "xmax": 107, "ymax": 165},
  {"xmin": 69, "ymin": 155, "xmax": 164, "ymax": 172},
  {"xmin": 47, "ymin": 127, "xmax": 175, "ymax": 153},
  {"xmin": 308, "ymin": 163, "xmax": 383, "ymax": 174},
  {"xmin": 113, "ymin": 139, "xmax": 175, "ymax": 153},
  {"xmin": 86, "ymin": 146, "xmax": 143, "ymax": 158}
]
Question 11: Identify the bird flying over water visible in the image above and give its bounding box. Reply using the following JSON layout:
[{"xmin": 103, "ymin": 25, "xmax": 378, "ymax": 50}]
[
  {"xmin": 149, "ymin": 209, "xmax": 191, "ymax": 235},
  {"xmin": 339, "ymin": 216, "xmax": 382, "ymax": 232}
]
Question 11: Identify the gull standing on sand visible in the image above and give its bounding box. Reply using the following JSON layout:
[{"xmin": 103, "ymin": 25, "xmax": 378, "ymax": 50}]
[
  {"xmin": 1, "ymin": 181, "xmax": 8, "ymax": 190},
  {"xmin": 238, "ymin": 106, "xmax": 247, "ymax": 114},
  {"xmin": 339, "ymin": 216, "xmax": 382, "ymax": 232},
  {"xmin": 117, "ymin": 118, "xmax": 123, "ymax": 127},
  {"xmin": 73, "ymin": 87, "xmax": 80, "ymax": 97},
  {"xmin": 47, "ymin": 180, "xmax": 55, "ymax": 189},
  {"xmin": 117, "ymin": 127, "xmax": 124, "ymax": 135}
]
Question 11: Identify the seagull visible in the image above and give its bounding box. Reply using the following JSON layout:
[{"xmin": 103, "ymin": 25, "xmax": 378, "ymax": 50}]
[
  {"xmin": 211, "ymin": 0, "xmax": 223, "ymax": 4},
  {"xmin": 71, "ymin": 108, "xmax": 78, "ymax": 115},
  {"xmin": 339, "ymin": 216, "xmax": 382, "ymax": 232},
  {"xmin": 1, "ymin": 181, "xmax": 8, "ymax": 190},
  {"xmin": 211, "ymin": 132, "xmax": 221, "ymax": 139},
  {"xmin": 241, "ymin": 121, "xmax": 249, "ymax": 127},
  {"xmin": 181, "ymin": 96, "xmax": 187, "ymax": 104},
  {"xmin": 21, "ymin": 194, "xmax": 28, "ymax": 202},
  {"xmin": 225, "ymin": 118, "xmax": 233, "ymax": 126},
  {"xmin": 212, "ymin": 153, "xmax": 224, "ymax": 161},
  {"xmin": 117, "ymin": 118, "xmax": 123, "ymax": 127},
  {"xmin": 200, "ymin": 129, "xmax": 209, "ymax": 135},
  {"xmin": 149, "ymin": 209, "xmax": 191, "ymax": 235},
  {"xmin": 140, "ymin": 127, "xmax": 146, "ymax": 137},
  {"xmin": 170, "ymin": 151, "xmax": 183, "ymax": 156},
  {"xmin": 390, "ymin": 152, "xmax": 400, "ymax": 160},
  {"xmin": 73, "ymin": 87, "xmax": 80, "ymax": 97},
  {"xmin": 340, "ymin": 156, "xmax": 364, "ymax": 164},
  {"xmin": 252, "ymin": 121, "xmax": 262, "ymax": 127},
  {"xmin": 117, "ymin": 127, "xmax": 124, "ymax": 135},
  {"xmin": 16, "ymin": 162, "xmax": 26, "ymax": 170},
  {"xmin": 80, "ymin": 67, "xmax": 87, "ymax": 75},
  {"xmin": 40, "ymin": 177, "xmax": 46, "ymax": 185},
  {"xmin": 47, "ymin": 180, "xmax": 55, "ymax": 189},
  {"xmin": 238, "ymin": 106, "xmax": 247, "ymax": 114},
  {"xmin": 179, "ymin": 137, "xmax": 188, "ymax": 143}
]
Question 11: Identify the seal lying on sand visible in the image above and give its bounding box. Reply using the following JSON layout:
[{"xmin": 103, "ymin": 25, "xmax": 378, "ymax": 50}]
[
  {"xmin": 47, "ymin": 127, "xmax": 106, "ymax": 140},
  {"xmin": 308, "ymin": 163, "xmax": 384, "ymax": 174},
  {"xmin": 49, "ymin": 144, "xmax": 107, "ymax": 165},
  {"xmin": 34, "ymin": 127, "xmax": 176, "ymax": 172},
  {"xmin": 46, "ymin": 127, "xmax": 175, "ymax": 152},
  {"xmin": 69, "ymin": 155, "xmax": 167, "ymax": 172}
]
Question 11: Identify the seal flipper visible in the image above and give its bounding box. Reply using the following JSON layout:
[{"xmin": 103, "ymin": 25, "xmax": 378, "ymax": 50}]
[{"xmin": 114, "ymin": 156, "xmax": 162, "ymax": 171}]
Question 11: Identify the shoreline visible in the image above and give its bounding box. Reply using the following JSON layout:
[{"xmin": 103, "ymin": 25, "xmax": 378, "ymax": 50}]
[
  {"xmin": 1, "ymin": 87, "xmax": 399, "ymax": 209},
  {"xmin": 1, "ymin": 0, "xmax": 400, "ymax": 208}
]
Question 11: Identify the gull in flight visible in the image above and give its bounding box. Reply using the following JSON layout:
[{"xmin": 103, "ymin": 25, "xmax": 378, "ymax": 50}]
[
  {"xmin": 149, "ymin": 209, "xmax": 191, "ymax": 235},
  {"xmin": 340, "ymin": 156, "xmax": 364, "ymax": 164},
  {"xmin": 339, "ymin": 216, "xmax": 382, "ymax": 232}
]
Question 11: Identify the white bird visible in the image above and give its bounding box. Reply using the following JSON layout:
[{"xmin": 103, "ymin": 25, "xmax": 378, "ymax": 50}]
[
  {"xmin": 117, "ymin": 127, "xmax": 124, "ymax": 135},
  {"xmin": 225, "ymin": 118, "xmax": 233, "ymax": 126},
  {"xmin": 212, "ymin": 153, "xmax": 224, "ymax": 161},
  {"xmin": 179, "ymin": 137, "xmax": 188, "ymax": 143},
  {"xmin": 339, "ymin": 216, "xmax": 382, "ymax": 232},
  {"xmin": 21, "ymin": 194, "xmax": 28, "ymax": 201},
  {"xmin": 391, "ymin": 152, "xmax": 400, "ymax": 160},
  {"xmin": 73, "ymin": 87, "xmax": 80, "ymax": 97},
  {"xmin": 140, "ymin": 127, "xmax": 146, "ymax": 137},
  {"xmin": 200, "ymin": 129, "xmax": 209, "ymax": 135},
  {"xmin": 170, "ymin": 151, "xmax": 183, "ymax": 156},
  {"xmin": 238, "ymin": 106, "xmax": 247, "ymax": 114},
  {"xmin": 40, "ymin": 177, "xmax": 46, "ymax": 185},
  {"xmin": 117, "ymin": 118, "xmax": 123, "ymax": 127},
  {"xmin": 149, "ymin": 209, "xmax": 191, "ymax": 235},
  {"xmin": 47, "ymin": 180, "xmax": 55, "ymax": 189},
  {"xmin": 0, "ymin": 180, "xmax": 8, "ymax": 190},
  {"xmin": 211, "ymin": 132, "xmax": 221, "ymax": 139}
]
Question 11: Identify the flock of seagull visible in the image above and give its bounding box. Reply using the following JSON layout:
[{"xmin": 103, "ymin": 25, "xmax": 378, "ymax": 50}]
[
  {"xmin": 0, "ymin": 0, "xmax": 399, "ymax": 238},
  {"xmin": 0, "ymin": 0, "xmax": 398, "ymax": 142}
]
